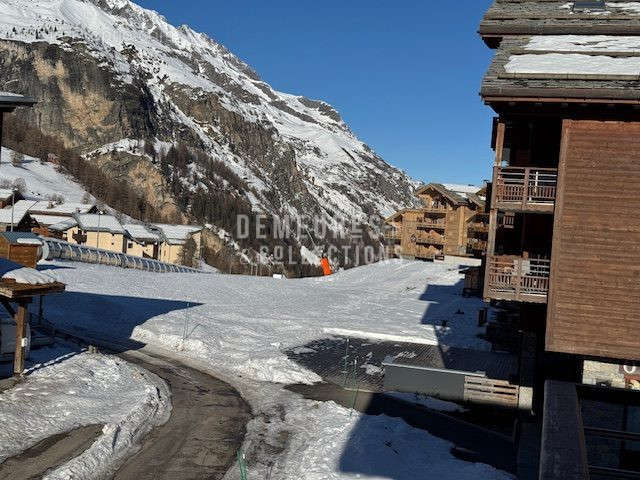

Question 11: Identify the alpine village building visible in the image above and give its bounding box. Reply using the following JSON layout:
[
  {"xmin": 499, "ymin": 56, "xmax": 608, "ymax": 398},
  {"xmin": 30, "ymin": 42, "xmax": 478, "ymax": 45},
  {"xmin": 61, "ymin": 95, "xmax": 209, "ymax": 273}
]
[
  {"xmin": 480, "ymin": 1, "xmax": 640, "ymax": 478},
  {"xmin": 385, "ymin": 183, "xmax": 488, "ymax": 260}
]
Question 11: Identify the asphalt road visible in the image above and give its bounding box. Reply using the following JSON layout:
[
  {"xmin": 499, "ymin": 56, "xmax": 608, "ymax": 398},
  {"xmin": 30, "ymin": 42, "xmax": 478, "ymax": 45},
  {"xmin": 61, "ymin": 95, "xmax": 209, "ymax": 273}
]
[
  {"xmin": 0, "ymin": 348, "xmax": 250, "ymax": 480},
  {"xmin": 113, "ymin": 350, "xmax": 251, "ymax": 480}
]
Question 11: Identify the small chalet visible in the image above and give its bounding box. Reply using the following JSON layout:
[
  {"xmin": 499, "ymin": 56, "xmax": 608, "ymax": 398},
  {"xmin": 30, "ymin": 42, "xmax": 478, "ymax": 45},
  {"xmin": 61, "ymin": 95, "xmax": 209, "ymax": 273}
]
[
  {"xmin": 0, "ymin": 200, "xmax": 38, "ymax": 232},
  {"xmin": 385, "ymin": 183, "xmax": 487, "ymax": 260},
  {"xmin": 67, "ymin": 213, "xmax": 126, "ymax": 253},
  {"xmin": 28, "ymin": 200, "xmax": 97, "ymax": 233},
  {"xmin": 0, "ymin": 231, "xmax": 43, "ymax": 268},
  {"xmin": 123, "ymin": 223, "xmax": 161, "ymax": 260},
  {"xmin": 0, "ymin": 189, "xmax": 24, "ymax": 209},
  {"xmin": 150, "ymin": 224, "xmax": 203, "ymax": 265}
]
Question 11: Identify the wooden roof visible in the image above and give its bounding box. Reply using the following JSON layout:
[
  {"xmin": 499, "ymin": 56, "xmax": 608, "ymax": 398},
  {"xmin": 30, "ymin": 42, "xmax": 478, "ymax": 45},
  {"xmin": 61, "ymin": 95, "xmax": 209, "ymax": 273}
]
[
  {"xmin": 0, "ymin": 92, "xmax": 37, "ymax": 112},
  {"xmin": 0, "ymin": 279, "xmax": 65, "ymax": 299},
  {"xmin": 480, "ymin": 0, "xmax": 640, "ymax": 40},
  {"xmin": 415, "ymin": 183, "xmax": 469, "ymax": 206},
  {"xmin": 481, "ymin": 35, "xmax": 640, "ymax": 103}
]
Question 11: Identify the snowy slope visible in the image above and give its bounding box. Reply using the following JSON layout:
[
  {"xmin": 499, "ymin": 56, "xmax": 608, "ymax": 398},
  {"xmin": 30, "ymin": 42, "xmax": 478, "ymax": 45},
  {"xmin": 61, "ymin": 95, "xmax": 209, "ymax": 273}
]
[
  {"xmin": 0, "ymin": 0, "xmax": 418, "ymax": 227},
  {"xmin": 0, "ymin": 147, "xmax": 90, "ymax": 202}
]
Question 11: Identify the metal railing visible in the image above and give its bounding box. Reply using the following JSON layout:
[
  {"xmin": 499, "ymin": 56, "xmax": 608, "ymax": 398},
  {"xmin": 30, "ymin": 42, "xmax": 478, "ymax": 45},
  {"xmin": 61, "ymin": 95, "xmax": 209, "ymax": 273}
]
[
  {"xmin": 495, "ymin": 167, "xmax": 558, "ymax": 208},
  {"xmin": 42, "ymin": 238, "xmax": 204, "ymax": 274},
  {"xmin": 487, "ymin": 255, "xmax": 550, "ymax": 299}
]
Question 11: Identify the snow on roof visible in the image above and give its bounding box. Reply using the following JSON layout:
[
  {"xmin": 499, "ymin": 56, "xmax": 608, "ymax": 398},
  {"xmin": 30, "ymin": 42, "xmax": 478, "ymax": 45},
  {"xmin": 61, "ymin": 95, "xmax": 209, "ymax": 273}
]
[
  {"xmin": 0, "ymin": 258, "xmax": 54, "ymax": 285},
  {"xmin": 152, "ymin": 223, "xmax": 202, "ymax": 245},
  {"xmin": 0, "ymin": 200, "xmax": 36, "ymax": 225},
  {"xmin": 441, "ymin": 184, "xmax": 482, "ymax": 195},
  {"xmin": 31, "ymin": 214, "xmax": 76, "ymax": 226},
  {"xmin": 49, "ymin": 218, "xmax": 78, "ymax": 232},
  {"xmin": 123, "ymin": 223, "xmax": 161, "ymax": 243},
  {"xmin": 0, "ymin": 189, "xmax": 14, "ymax": 201},
  {"xmin": 28, "ymin": 201, "xmax": 96, "ymax": 216},
  {"xmin": 505, "ymin": 52, "xmax": 640, "ymax": 77},
  {"xmin": 0, "ymin": 231, "xmax": 42, "ymax": 245},
  {"xmin": 74, "ymin": 214, "xmax": 125, "ymax": 234}
]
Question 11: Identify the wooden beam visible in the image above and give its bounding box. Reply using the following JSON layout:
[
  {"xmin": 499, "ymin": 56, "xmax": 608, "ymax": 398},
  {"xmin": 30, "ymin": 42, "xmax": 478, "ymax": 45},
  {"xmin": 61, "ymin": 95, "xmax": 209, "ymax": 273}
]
[
  {"xmin": 13, "ymin": 299, "xmax": 29, "ymax": 376},
  {"xmin": 494, "ymin": 121, "xmax": 506, "ymax": 166}
]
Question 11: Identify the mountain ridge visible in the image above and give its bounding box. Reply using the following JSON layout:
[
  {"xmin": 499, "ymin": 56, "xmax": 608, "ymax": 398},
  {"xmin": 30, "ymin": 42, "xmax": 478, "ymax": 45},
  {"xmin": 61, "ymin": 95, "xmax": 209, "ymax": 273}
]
[{"xmin": 0, "ymin": 0, "xmax": 419, "ymax": 269}]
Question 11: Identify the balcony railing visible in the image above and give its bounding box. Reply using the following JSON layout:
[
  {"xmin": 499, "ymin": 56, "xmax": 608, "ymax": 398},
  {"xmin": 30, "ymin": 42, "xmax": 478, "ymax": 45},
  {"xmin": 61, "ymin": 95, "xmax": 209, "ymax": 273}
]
[
  {"xmin": 467, "ymin": 238, "xmax": 488, "ymax": 251},
  {"xmin": 384, "ymin": 228, "xmax": 401, "ymax": 240},
  {"xmin": 404, "ymin": 220, "xmax": 446, "ymax": 230},
  {"xmin": 414, "ymin": 230, "xmax": 446, "ymax": 245},
  {"xmin": 468, "ymin": 222, "xmax": 489, "ymax": 233},
  {"xmin": 423, "ymin": 205, "xmax": 449, "ymax": 213},
  {"xmin": 495, "ymin": 167, "xmax": 558, "ymax": 213},
  {"xmin": 486, "ymin": 255, "xmax": 550, "ymax": 303}
]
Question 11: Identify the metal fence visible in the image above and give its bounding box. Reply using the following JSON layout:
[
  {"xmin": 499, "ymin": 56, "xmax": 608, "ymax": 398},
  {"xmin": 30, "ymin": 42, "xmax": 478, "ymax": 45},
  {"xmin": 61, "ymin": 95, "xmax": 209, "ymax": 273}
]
[{"xmin": 42, "ymin": 237, "xmax": 204, "ymax": 274}]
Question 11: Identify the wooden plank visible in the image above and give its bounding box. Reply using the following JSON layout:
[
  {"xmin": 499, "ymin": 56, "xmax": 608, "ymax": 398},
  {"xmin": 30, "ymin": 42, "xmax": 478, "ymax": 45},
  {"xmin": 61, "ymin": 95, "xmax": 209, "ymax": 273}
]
[
  {"xmin": 13, "ymin": 300, "xmax": 28, "ymax": 376},
  {"xmin": 546, "ymin": 120, "xmax": 640, "ymax": 360}
]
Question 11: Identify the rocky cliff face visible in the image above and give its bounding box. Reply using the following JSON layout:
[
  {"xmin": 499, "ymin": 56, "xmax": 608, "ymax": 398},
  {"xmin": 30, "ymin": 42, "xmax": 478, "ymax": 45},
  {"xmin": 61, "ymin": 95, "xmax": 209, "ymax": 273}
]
[{"xmin": 0, "ymin": 0, "xmax": 418, "ymax": 264}]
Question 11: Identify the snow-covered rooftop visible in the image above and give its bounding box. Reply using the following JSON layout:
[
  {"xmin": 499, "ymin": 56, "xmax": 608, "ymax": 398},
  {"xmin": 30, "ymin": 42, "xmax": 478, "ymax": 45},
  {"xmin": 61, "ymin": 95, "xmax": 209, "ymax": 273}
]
[
  {"xmin": 123, "ymin": 223, "xmax": 161, "ymax": 243},
  {"xmin": 0, "ymin": 258, "xmax": 54, "ymax": 285},
  {"xmin": 0, "ymin": 189, "xmax": 14, "ymax": 201},
  {"xmin": 152, "ymin": 223, "xmax": 202, "ymax": 245},
  {"xmin": 28, "ymin": 201, "xmax": 96, "ymax": 216},
  {"xmin": 48, "ymin": 218, "xmax": 78, "ymax": 232},
  {"xmin": 0, "ymin": 200, "xmax": 36, "ymax": 225},
  {"xmin": 74, "ymin": 214, "xmax": 125, "ymax": 234}
]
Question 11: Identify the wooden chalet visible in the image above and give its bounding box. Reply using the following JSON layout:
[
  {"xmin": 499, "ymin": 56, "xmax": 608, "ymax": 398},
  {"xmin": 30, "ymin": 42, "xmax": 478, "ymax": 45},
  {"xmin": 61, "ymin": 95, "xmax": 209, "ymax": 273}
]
[
  {"xmin": 123, "ymin": 223, "xmax": 161, "ymax": 260},
  {"xmin": 0, "ymin": 232, "xmax": 43, "ymax": 268},
  {"xmin": 479, "ymin": 1, "xmax": 640, "ymax": 477},
  {"xmin": 385, "ymin": 183, "xmax": 487, "ymax": 260},
  {"xmin": 67, "ymin": 213, "xmax": 127, "ymax": 253},
  {"xmin": 29, "ymin": 201, "xmax": 97, "ymax": 237},
  {"xmin": 0, "ymin": 200, "xmax": 38, "ymax": 232},
  {"xmin": 0, "ymin": 189, "xmax": 24, "ymax": 209}
]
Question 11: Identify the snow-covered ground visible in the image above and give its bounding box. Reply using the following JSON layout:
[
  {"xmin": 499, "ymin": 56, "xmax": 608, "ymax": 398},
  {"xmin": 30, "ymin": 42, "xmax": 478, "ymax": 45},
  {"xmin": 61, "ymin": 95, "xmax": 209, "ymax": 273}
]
[
  {"xmin": 43, "ymin": 258, "xmax": 488, "ymax": 385},
  {"xmin": 13, "ymin": 257, "xmax": 513, "ymax": 480},
  {"xmin": 0, "ymin": 344, "xmax": 171, "ymax": 479}
]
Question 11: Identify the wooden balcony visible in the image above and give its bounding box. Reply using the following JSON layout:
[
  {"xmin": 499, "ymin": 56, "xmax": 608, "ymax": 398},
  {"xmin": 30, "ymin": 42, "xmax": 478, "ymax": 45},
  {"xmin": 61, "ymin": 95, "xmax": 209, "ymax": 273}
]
[
  {"xmin": 468, "ymin": 222, "xmax": 489, "ymax": 233},
  {"xmin": 494, "ymin": 167, "xmax": 558, "ymax": 213},
  {"xmin": 467, "ymin": 238, "xmax": 488, "ymax": 251},
  {"xmin": 422, "ymin": 205, "xmax": 449, "ymax": 214},
  {"xmin": 415, "ymin": 229, "xmax": 445, "ymax": 245},
  {"xmin": 404, "ymin": 220, "xmax": 446, "ymax": 230},
  {"xmin": 384, "ymin": 228, "xmax": 401, "ymax": 240},
  {"xmin": 485, "ymin": 255, "xmax": 550, "ymax": 303}
]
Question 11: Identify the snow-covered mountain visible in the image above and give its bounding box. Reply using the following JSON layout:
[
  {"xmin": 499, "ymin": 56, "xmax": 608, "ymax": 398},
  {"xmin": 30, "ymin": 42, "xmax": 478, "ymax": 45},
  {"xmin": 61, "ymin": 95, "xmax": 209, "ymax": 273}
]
[{"xmin": 0, "ymin": 0, "xmax": 418, "ymax": 254}]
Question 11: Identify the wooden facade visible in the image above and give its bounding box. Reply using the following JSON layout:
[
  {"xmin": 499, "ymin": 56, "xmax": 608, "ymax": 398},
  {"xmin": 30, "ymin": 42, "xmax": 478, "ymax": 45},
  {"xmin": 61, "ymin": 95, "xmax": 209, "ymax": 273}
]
[
  {"xmin": 546, "ymin": 120, "xmax": 640, "ymax": 361},
  {"xmin": 385, "ymin": 184, "xmax": 487, "ymax": 260},
  {"xmin": 0, "ymin": 232, "xmax": 41, "ymax": 268},
  {"xmin": 479, "ymin": 2, "xmax": 640, "ymax": 364}
]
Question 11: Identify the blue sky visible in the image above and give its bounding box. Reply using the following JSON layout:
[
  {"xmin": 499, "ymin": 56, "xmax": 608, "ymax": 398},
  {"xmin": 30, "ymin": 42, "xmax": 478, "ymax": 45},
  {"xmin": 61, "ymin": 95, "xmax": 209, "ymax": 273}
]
[{"xmin": 136, "ymin": 1, "xmax": 495, "ymax": 185}]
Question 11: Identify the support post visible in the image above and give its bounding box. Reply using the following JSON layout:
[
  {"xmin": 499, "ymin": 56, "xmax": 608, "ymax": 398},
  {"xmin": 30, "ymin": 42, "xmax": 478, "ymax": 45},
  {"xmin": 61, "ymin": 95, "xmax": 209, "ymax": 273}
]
[
  {"xmin": 483, "ymin": 121, "xmax": 505, "ymax": 301},
  {"xmin": 13, "ymin": 299, "xmax": 30, "ymax": 376}
]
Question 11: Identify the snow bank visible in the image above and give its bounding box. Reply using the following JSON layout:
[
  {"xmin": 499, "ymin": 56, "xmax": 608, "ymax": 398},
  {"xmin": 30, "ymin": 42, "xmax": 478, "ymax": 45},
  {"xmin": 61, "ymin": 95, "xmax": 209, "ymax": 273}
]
[
  {"xmin": 0, "ymin": 258, "xmax": 55, "ymax": 285},
  {"xmin": 0, "ymin": 345, "xmax": 171, "ymax": 479},
  {"xmin": 258, "ymin": 398, "xmax": 511, "ymax": 480}
]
